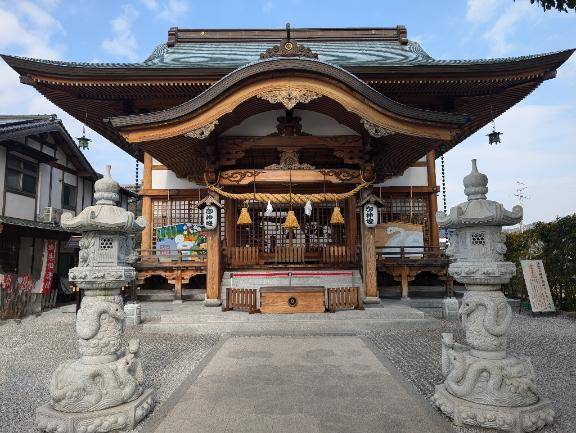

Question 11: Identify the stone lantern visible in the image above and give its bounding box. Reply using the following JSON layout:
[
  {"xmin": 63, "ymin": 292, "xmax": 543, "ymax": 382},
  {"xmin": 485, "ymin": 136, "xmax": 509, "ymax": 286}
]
[
  {"xmin": 36, "ymin": 166, "xmax": 154, "ymax": 433},
  {"xmin": 431, "ymin": 160, "xmax": 553, "ymax": 432}
]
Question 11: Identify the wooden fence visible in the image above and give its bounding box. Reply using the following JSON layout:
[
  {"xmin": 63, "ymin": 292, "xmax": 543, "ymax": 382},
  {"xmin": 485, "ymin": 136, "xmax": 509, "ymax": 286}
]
[
  {"xmin": 274, "ymin": 246, "xmax": 305, "ymax": 264},
  {"xmin": 322, "ymin": 246, "xmax": 356, "ymax": 265},
  {"xmin": 1, "ymin": 280, "xmax": 58, "ymax": 320},
  {"xmin": 222, "ymin": 287, "xmax": 259, "ymax": 313},
  {"xmin": 228, "ymin": 247, "xmax": 260, "ymax": 267},
  {"xmin": 326, "ymin": 287, "xmax": 363, "ymax": 312}
]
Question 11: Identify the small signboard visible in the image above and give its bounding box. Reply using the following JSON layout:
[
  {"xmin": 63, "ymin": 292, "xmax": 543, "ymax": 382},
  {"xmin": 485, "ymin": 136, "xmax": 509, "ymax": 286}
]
[{"xmin": 520, "ymin": 260, "xmax": 555, "ymax": 312}]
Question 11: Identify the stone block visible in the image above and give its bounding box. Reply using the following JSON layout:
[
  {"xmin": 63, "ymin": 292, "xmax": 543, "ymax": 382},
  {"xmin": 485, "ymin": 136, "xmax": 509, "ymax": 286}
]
[{"xmin": 442, "ymin": 297, "xmax": 459, "ymax": 321}]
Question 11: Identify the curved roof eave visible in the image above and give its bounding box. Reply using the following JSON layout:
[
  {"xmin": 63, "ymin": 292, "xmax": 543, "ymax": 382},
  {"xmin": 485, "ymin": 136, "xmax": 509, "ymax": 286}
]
[
  {"xmin": 1, "ymin": 48, "xmax": 573, "ymax": 78},
  {"xmin": 104, "ymin": 57, "xmax": 470, "ymax": 129}
]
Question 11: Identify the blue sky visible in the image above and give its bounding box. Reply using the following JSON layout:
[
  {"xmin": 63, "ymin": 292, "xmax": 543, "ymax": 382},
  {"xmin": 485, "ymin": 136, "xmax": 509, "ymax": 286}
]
[{"xmin": 0, "ymin": 0, "xmax": 575, "ymax": 224}]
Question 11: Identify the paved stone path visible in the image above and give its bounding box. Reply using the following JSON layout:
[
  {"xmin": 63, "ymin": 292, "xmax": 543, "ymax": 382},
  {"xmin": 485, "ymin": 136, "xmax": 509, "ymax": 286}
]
[{"xmin": 144, "ymin": 336, "xmax": 452, "ymax": 433}]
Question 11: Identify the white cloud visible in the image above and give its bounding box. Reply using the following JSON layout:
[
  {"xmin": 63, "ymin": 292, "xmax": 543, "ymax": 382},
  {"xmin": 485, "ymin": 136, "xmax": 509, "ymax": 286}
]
[
  {"xmin": 482, "ymin": 2, "xmax": 535, "ymax": 56},
  {"xmin": 466, "ymin": 0, "xmax": 501, "ymax": 23},
  {"xmin": 101, "ymin": 4, "xmax": 139, "ymax": 61},
  {"xmin": 443, "ymin": 103, "xmax": 576, "ymax": 224},
  {"xmin": 141, "ymin": 0, "xmax": 188, "ymax": 22},
  {"xmin": 140, "ymin": 0, "xmax": 159, "ymax": 10}
]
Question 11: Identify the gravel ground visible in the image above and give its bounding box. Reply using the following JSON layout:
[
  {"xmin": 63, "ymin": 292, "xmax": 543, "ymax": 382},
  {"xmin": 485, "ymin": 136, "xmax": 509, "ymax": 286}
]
[
  {"xmin": 364, "ymin": 311, "xmax": 576, "ymax": 433},
  {"xmin": 0, "ymin": 311, "xmax": 219, "ymax": 433},
  {"xmin": 1, "ymin": 308, "xmax": 574, "ymax": 433}
]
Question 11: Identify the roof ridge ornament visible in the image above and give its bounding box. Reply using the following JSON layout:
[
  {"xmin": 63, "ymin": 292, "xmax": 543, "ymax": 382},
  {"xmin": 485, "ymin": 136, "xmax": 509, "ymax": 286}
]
[{"xmin": 260, "ymin": 23, "xmax": 319, "ymax": 60}]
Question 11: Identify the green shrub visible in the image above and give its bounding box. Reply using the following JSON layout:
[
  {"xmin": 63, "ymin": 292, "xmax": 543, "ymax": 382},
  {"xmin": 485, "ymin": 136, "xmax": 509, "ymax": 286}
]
[{"xmin": 504, "ymin": 214, "xmax": 576, "ymax": 311}]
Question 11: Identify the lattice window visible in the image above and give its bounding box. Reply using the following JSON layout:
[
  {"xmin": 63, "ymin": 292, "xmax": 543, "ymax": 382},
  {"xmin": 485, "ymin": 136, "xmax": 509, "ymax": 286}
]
[
  {"xmin": 99, "ymin": 238, "xmax": 113, "ymax": 250},
  {"xmin": 151, "ymin": 197, "xmax": 225, "ymax": 248},
  {"xmin": 471, "ymin": 232, "xmax": 486, "ymax": 246},
  {"xmin": 234, "ymin": 200, "xmax": 346, "ymax": 252},
  {"xmin": 374, "ymin": 188, "xmax": 431, "ymax": 246}
]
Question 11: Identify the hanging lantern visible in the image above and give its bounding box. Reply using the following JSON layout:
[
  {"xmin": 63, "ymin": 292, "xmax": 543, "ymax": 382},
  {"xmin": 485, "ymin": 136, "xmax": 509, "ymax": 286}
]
[
  {"xmin": 237, "ymin": 206, "xmax": 252, "ymax": 225},
  {"xmin": 77, "ymin": 110, "xmax": 91, "ymax": 150},
  {"xmin": 203, "ymin": 205, "xmax": 217, "ymax": 230},
  {"xmin": 304, "ymin": 200, "xmax": 312, "ymax": 216},
  {"xmin": 77, "ymin": 125, "xmax": 91, "ymax": 150},
  {"xmin": 487, "ymin": 110, "xmax": 502, "ymax": 145},
  {"xmin": 330, "ymin": 206, "xmax": 345, "ymax": 225},
  {"xmin": 363, "ymin": 203, "xmax": 378, "ymax": 227},
  {"xmin": 284, "ymin": 210, "xmax": 300, "ymax": 229},
  {"xmin": 265, "ymin": 201, "xmax": 273, "ymax": 217},
  {"xmin": 487, "ymin": 128, "xmax": 502, "ymax": 145}
]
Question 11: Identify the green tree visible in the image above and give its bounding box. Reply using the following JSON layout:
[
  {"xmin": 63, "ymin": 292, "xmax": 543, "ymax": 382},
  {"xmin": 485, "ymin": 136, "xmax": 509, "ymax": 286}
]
[{"xmin": 519, "ymin": 0, "xmax": 576, "ymax": 12}]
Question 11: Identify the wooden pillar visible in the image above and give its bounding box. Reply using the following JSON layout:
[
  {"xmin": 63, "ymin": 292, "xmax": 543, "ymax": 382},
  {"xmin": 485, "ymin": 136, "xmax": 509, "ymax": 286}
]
[
  {"xmin": 345, "ymin": 196, "xmax": 357, "ymax": 255},
  {"xmin": 360, "ymin": 190, "xmax": 379, "ymax": 304},
  {"xmin": 205, "ymin": 193, "xmax": 222, "ymax": 306},
  {"xmin": 140, "ymin": 152, "xmax": 153, "ymax": 253},
  {"xmin": 427, "ymin": 150, "xmax": 440, "ymax": 256},
  {"xmin": 401, "ymin": 267, "xmax": 409, "ymax": 299},
  {"xmin": 174, "ymin": 269, "xmax": 183, "ymax": 302}
]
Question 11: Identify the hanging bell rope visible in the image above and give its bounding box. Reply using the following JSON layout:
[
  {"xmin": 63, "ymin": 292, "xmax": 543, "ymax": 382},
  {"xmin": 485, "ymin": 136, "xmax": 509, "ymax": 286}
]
[{"xmin": 204, "ymin": 174, "xmax": 374, "ymax": 205}]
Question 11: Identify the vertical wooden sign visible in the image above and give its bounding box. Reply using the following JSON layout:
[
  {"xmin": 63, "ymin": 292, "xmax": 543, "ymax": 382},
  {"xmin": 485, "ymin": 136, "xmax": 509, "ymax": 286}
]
[{"xmin": 520, "ymin": 260, "xmax": 555, "ymax": 313}]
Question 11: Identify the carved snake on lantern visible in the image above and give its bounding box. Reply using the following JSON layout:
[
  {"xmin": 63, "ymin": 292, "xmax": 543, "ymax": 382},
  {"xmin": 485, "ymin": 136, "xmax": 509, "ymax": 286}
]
[
  {"xmin": 50, "ymin": 341, "xmax": 143, "ymax": 412},
  {"xmin": 76, "ymin": 300, "xmax": 126, "ymax": 340},
  {"xmin": 459, "ymin": 297, "xmax": 512, "ymax": 337},
  {"xmin": 445, "ymin": 350, "xmax": 504, "ymax": 398}
]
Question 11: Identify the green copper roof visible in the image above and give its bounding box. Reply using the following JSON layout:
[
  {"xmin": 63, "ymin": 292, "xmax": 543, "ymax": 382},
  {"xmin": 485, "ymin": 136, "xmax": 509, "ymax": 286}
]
[{"xmin": 5, "ymin": 40, "xmax": 570, "ymax": 70}]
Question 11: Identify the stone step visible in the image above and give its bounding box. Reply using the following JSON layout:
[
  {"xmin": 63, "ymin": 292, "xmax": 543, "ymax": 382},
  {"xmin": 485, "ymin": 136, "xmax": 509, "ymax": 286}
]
[{"xmin": 143, "ymin": 317, "xmax": 438, "ymax": 335}]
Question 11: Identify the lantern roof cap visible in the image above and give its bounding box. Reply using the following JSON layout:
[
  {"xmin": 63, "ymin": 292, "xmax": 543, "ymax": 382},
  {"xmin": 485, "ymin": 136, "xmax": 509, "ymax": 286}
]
[
  {"xmin": 463, "ymin": 159, "xmax": 488, "ymax": 201},
  {"xmin": 358, "ymin": 193, "xmax": 385, "ymax": 208},
  {"xmin": 436, "ymin": 159, "xmax": 522, "ymax": 229},
  {"xmin": 197, "ymin": 194, "xmax": 223, "ymax": 209},
  {"xmin": 61, "ymin": 165, "xmax": 145, "ymax": 233}
]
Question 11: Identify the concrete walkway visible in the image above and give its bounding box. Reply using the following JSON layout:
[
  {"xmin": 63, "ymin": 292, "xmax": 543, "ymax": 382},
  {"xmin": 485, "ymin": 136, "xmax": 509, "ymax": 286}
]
[{"xmin": 142, "ymin": 336, "xmax": 452, "ymax": 433}]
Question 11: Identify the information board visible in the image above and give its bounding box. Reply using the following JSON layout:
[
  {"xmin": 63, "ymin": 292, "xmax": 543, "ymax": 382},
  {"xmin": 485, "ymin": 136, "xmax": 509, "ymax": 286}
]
[{"xmin": 520, "ymin": 260, "xmax": 555, "ymax": 313}]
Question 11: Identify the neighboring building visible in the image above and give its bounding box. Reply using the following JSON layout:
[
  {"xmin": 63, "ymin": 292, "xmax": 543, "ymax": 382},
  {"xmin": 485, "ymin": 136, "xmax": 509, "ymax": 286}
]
[
  {"xmin": 0, "ymin": 115, "xmax": 134, "ymax": 296},
  {"xmin": 2, "ymin": 26, "xmax": 572, "ymax": 307}
]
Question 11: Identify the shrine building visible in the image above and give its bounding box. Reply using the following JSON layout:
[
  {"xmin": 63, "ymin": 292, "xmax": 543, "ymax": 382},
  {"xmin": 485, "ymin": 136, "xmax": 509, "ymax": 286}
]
[{"xmin": 3, "ymin": 26, "xmax": 572, "ymax": 312}]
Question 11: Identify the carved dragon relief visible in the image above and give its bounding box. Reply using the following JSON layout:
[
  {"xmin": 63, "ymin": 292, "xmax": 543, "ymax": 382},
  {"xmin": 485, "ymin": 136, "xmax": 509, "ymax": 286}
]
[
  {"xmin": 184, "ymin": 120, "xmax": 218, "ymax": 139},
  {"xmin": 361, "ymin": 119, "xmax": 395, "ymax": 138},
  {"xmin": 258, "ymin": 89, "xmax": 322, "ymax": 110}
]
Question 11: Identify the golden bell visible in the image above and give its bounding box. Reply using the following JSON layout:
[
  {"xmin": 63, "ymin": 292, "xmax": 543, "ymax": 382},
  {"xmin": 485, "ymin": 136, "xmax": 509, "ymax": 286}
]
[
  {"xmin": 284, "ymin": 210, "xmax": 300, "ymax": 229},
  {"xmin": 330, "ymin": 206, "xmax": 345, "ymax": 225},
  {"xmin": 237, "ymin": 207, "xmax": 252, "ymax": 225}
]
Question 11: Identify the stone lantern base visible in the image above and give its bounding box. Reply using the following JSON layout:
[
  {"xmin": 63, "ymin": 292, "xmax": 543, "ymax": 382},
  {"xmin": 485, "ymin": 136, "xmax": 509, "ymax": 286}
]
[
  {"xmin": 36, "ymin": 389, "xmax": 155, "ymax": 433},
  {"xmin": 432, "ymin": 385, "xmax": 554, "ymax": 433}
]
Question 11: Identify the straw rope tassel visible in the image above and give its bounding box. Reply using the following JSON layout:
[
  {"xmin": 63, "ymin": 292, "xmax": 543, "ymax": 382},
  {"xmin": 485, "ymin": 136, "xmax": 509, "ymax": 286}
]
[
  {"xmin": 284, "ymin": 210, "xmax": 300, "ymax": 229},
  {"xmin": 330, "ymin": 205, "xmax": 345, "ymax": 225},
  {"xmin": 237, "ymin": 204, "xmax": 252, "ymax": 225}
]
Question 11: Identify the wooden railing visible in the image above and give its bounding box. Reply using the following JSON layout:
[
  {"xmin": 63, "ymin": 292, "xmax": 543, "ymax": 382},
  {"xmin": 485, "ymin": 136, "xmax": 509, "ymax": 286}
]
[
  {"xmin": 222, "ymin": 287, "xmax": 259, "ymax": 313},
  {"xmin": 376, "ymin": 246, "xmax": 446, "ymax": 261},
  {"xmin": 227, "ymin": 247, "xmax": 260, "ymax": 267},
  {"xmin": 274, "ymin": 246, "xmax": 305, "ymax": 264},
  {"xmin": 326, "ymin": 287, "xmax": 363, "ymax": 312},
  {"xmin": 322, "ymin": 246, "xmax": 356, "ymax": 265},
  {"xmin": 136, "ymin": 249, "xmax": 207, "ymax": 266}
]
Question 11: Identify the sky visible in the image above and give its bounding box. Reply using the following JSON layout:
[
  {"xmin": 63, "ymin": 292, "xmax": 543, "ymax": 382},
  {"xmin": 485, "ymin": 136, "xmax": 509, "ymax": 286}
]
[{"xmin": 0, "ymin": 0, "xmax": 575, "ymax": 224}]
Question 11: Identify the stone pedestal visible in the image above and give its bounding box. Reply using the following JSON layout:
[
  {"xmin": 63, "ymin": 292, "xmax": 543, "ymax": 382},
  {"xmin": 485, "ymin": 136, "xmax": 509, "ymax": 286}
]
[
  {"xmin": 431, "ymin": 160, "xmax": 553, "ymax": 432},
  {"xmin": 35, "ymin": 166, "xmax": 154, "ymax": 433}
]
